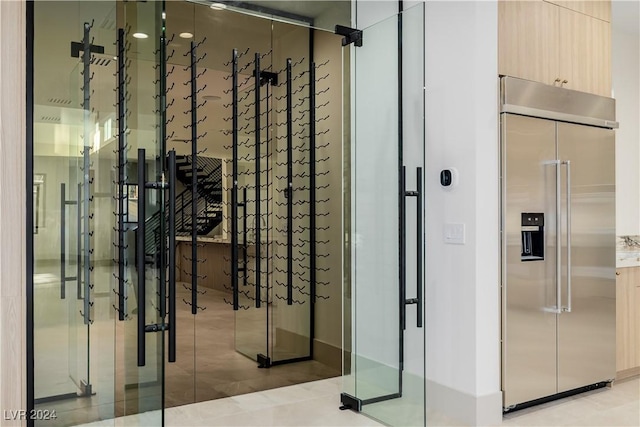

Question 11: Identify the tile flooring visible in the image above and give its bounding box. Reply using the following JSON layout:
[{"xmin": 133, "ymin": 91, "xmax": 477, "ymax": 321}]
[
  {"xmin": 75, "ymin": 376, "xmax": 639, "ymax": 427},
  {"xmin": 165, "ymin": 284, "xmax": 340, "ymax": 407},
  {"xmin": 33, "ymin": 264, "xmax": 340, "ymax": 426},
  {"xmin": 179, "ymin": 377, "xmax": 640, "ymax": 426}
]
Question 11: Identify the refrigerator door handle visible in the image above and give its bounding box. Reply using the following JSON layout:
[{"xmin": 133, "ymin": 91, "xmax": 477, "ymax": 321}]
[
  {"xmin": 562, "ymin": 160, "xmax": 572, "ymax": 313},
  {"xmin": 555, "ymin": 159, "xmax": 562, "ymax": 314}
]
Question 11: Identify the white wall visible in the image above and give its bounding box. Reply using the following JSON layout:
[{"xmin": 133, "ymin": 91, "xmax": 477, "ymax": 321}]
[
  {"xmin": 612, "ymin": 1, "xmax": 640, "ymax": 236},
  {"xmin": 425, "ymin": 1, "xmax": 502, "ymax": 424}
]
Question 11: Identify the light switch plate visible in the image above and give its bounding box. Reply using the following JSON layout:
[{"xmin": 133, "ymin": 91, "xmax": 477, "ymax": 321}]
[{"xmin": 444, "ymin": 223, "xmax": 465, "ymax": 244}]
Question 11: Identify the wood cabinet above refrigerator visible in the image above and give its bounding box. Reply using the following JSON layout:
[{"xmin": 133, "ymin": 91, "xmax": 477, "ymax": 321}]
[{"xmin": 499, "ymin": 0, "xmax": 611, "ymax": 97}]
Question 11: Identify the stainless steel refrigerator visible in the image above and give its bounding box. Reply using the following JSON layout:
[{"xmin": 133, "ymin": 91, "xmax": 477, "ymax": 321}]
[{"xmin": 501, "ymin": 77, "xmax": 617, "ymax": 411}]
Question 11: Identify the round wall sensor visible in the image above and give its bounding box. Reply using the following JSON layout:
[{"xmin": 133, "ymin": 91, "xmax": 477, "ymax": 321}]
[{"xmin": 440, "ymin": 168, "xmax": 458, "ymax": 188}]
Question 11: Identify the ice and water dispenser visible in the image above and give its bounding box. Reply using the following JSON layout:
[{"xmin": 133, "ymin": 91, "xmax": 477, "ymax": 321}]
[{"xmin": 521, "ymin": 213, "xmax": 544, "ymax": 261}]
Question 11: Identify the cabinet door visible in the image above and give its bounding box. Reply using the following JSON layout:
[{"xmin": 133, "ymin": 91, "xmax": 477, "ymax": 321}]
[
  {"xmin": 499, "ymin": 0, "xmax": 558, "ymax": 86},
  {"xmin": 636, "ymin": 285, "xmax": 640, "ymax": 369},
  {"xmin": 558, "ymin": 6, "xmax": 611, "ymax": 96},
  {"xmin": 616, "ymin": 268, "xmax": 639, "ymax": 372},
  {"xmin": 545, "ymin": 0, "xmax": 611, "ymax": 22}
]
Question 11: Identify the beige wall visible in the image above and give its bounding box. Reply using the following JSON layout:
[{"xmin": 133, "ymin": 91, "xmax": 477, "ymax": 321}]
[
  {"xmin": 0, "ymin": 1, "xmax": 27, "ymax": 425},
  {"xmin": 312, "ymin": 31, "xmax": 345, "ymax": 353}
]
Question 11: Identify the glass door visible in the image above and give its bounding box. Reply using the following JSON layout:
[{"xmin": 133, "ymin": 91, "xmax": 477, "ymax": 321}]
[
  {"xmin": 31, "ymin": 0, "xmax": 169, "ymax": 425},
  {"xmin": 342, "ymin": 3, "xmax": 425, "ymax": 426},
  {"xmin": 162, "ymin": 4, "xmax": 325, "ymax": 409},
  {"xmin": 32, "ymin": 2, "xmax": 118, "ymax": 425},
  {"xmin": 116, "ymin": 1, "xmax": 168, "ymax": 424}
]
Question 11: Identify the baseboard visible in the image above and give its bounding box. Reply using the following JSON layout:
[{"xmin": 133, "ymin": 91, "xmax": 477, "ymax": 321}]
[
  {"xmin": 616, "ymin": 367, "xmax": 640, "ymax": 381},
  {"xmin": 275, "ymin": 328, "xmax": 310, "ymax": 357},
  {"xmin": 273, "ymin": 328, "xmax": 342, "ymax": 372},
  {"xmin": 426, "ymin": 379, "xmax": 503, "ymax": 426},
  {"xmin": 313, "ymin": 338, "xmax": 342, "ymax": 372}
]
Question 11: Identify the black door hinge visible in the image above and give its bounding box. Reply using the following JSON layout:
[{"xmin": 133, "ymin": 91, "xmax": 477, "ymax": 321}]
[
  {"xmin": 70, "ymin": 41, "xmax": 105, "ymax": 58},
  {"xmin": 335, "ymin": 25, "xmax": 363, "ymax": 47}
]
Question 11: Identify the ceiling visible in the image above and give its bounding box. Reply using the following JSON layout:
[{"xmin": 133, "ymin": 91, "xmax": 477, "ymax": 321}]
[{"xmin": 33, "ymin": 0, "xmax": 345, "ymax": 160}]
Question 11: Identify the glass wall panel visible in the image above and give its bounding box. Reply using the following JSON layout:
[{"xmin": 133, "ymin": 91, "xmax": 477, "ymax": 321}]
[
  {"xmin": 343, "ymin": 3, "xmax": 426, "ymax": 426},
  {"xmin": 118, "ymin": 1, "xmax": 165, "ymax": 424}
]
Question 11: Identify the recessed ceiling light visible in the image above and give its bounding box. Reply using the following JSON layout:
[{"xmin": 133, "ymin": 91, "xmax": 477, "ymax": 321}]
[
  {"xmin": 203, "ymin": 95, "xmax": 221, "ymax": 101},
  {"xmin": 179, "ymin": 32, "xmax": 194, "ymax": 39},
  {"xmin": 210, "ymin": 3, "xmax": 226, "ymax": 10},
  {"xmin": 133, "ymin": 32, "xmax": 148, "ymax": 39}
]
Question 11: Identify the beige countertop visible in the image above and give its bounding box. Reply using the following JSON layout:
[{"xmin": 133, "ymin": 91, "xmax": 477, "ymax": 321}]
[
  {"xmin": 617, "ymin": 251, "xmax": 640, "ymax": 268},
  {"xmin": 176, "ymin": 236, "xmax": 231, "ymax": 244}
]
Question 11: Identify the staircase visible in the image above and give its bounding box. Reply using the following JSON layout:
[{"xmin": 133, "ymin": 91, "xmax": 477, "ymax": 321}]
[{"xmin": 144, "ymin": 155, "xmax": 224, "ymax": 258}]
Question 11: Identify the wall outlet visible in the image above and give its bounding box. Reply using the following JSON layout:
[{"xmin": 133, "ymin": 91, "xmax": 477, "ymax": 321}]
[{"xmin": 444, "ymin": 223, "xmax": 465, "ymax": 244}]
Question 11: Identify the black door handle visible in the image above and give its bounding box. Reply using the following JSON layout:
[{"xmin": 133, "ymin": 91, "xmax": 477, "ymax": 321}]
[
  {"xmin": 402, "ymin": 166, "xmax": 424, "ymax": 329},
  {"xmin": 137, "ymin": 149, "xmax": 146, "ymax": 367},
  {"xmin": 60, "ymin": 183, "xmax": 66, "ymax": 300},
  {"xmin": 137, "ymin": 149, "xmax": 177, "ymax": 366},
  {"xmin": 168, "ymin": 150, "xmax": 177, "ymax": 363},
  {"xmin": 416, "ymin": 167, "xmax": 423, "ymax": 328},
  {"xmin": 60, "ymin": 183, "xmax": 79, "ymax": 300},
  {"xmin": 76, "ymin": 184, "xmax": 82, "ymax": 300}
]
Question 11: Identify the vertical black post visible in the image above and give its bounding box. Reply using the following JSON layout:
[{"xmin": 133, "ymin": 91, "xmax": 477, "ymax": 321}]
[
  {"xmin": 400, "ymin": 167, "xmax": 407, "ymax": 331},
  {"xmin": 254, "ymin": 52, "xmax": 261, "ymax": 309},
  {"xmin": 168, "ymin": 151, "xmax": 177, "ymax": 362},
  {"xmin": 286, "ymin": 59, "xmax": 293, "ymax": 305},
  {"xmin": 309, "ymin": 61, "xmax": 317, "ymax": 340},
  {"xmin": 117, "ymin": 28, "xmax": 126, "ymax": 320},
  {"xmin": 26, "ymin": 1, "xmax": 35, "ymax": 419},
  {"xmin": 231, "ymin": 49, "xmax": 239, "ymax": 310},
  {"xmin": 397, "ymin": 0, "xmax": 405, "ymax": 395},
  {"xmin": 137, "ymin": 148, "xmax": 146, "ymax": 367},
  {"xmin": 190, "ymin": 41, "xmax": 198, "ymax": 315},
  {"xmin": 308, "ymin": 27, "xmax": 316, "ymax": 359},
  {"xmin": 181, "ymin": 192, "xmax": 185, "ymax": 229},
  {"xmin": 159, "ymin": 30, "xmax": 167, "ymax": 321},
  {"xmin": 82, "ymin": 22, "xmax": 92, "ymax": 326}
]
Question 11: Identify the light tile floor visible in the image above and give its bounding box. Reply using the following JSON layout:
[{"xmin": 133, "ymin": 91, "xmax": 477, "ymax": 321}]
[
  {"xmin": 76, "ymin": 376, "xmax": 639, "ymax": 427},
  {"xmin": 501, "ymin": 376, "xmax": 640, "ymax": 427}
]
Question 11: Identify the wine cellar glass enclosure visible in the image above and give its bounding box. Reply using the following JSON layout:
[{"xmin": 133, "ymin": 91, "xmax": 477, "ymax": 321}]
[
  {"xmin": 29, "ymin": 1, "xmax": 426, "ymax": 426},
  {"xmin": 31, "ymin": 0, "xmax": 348, "ymax": 424}
]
